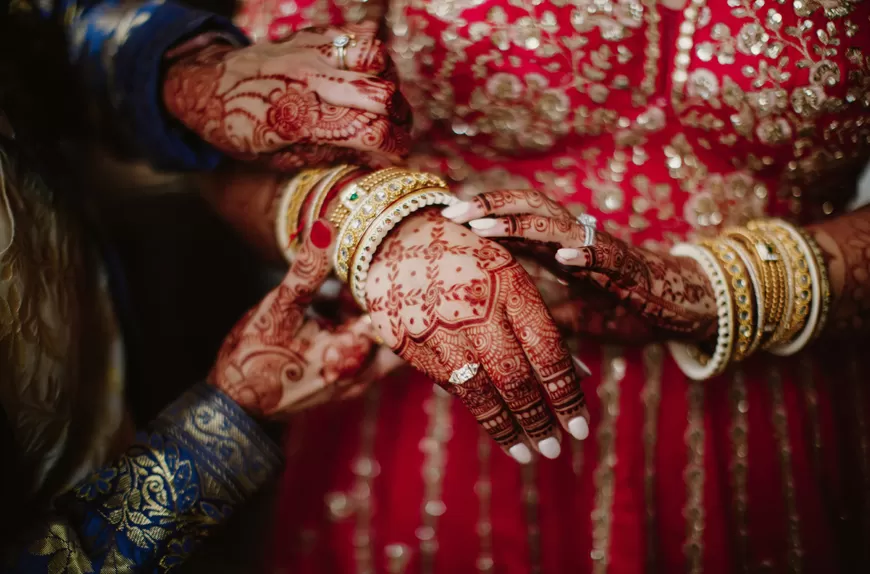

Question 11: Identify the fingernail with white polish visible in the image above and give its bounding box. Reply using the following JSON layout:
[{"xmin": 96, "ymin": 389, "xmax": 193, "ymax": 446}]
[
  {"xmin": 572, "ymin": 356, "xmax": 592, "ymax": 377},
  {"xmin": 538, "ymin": 437, "xmax": 561, "ymax": 459},
  {"xmin": 469, "ymin": 218, "xmax": 497, "ymax": 231},
  {"xmin": 509, "ymin": 443, "xmax": 533, "ymax": 464},
  {"xmin": 441, "ymin": 202, "xmax": 469, "ymax": 219},
  {"xmin": 556, "ymin": 248, "xmax": 580, "ymax": 261},
  {"xmin": 568, "ymin": 417, "xmax": 590, "ymax": 440}
]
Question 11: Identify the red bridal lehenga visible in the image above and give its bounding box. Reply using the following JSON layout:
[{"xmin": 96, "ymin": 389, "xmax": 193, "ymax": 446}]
[{"xmin": 237, "ymin": 1, "xmax": 870, "ymax": 572}]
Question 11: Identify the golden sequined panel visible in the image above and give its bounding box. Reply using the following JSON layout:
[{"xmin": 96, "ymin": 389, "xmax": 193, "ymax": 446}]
[
  {"xmin": 0, "ymin": 147, "xmax": 125, "ymax": 497},
  {"xmin": 238, "ymin": 0, "xmax": 870, "ymax": 242}
]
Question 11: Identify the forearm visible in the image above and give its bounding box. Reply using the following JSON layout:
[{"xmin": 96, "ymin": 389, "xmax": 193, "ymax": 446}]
[
  {"xmin": 6, "ymin": 384, "xmax": 281, "ymax": 572},
  {"xmin": 200, "ymin": 164, "xmax": 369, "ymax": 264},
  {"xmin": 807, "ymin": 205, "xmax": 870, "ymax": 335}
]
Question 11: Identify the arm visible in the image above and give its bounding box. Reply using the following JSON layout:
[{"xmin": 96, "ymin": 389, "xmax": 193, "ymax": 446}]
[
  {"xmin": 7, "ymin": 384, "xmax": 282, "ymax": 573},
  {"xmin": 2, "ymin": 225, "xmax": 391, "ymax": 571},
  {"xmin": 808, "ymin": 206, "xmax": 870, "ymax": 335}
]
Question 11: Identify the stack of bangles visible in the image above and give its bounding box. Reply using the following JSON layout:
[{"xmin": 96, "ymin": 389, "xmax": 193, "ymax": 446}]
[
  {"xmin": 668, "ymin": 219, "xmax": 832, "ymax": 380},
  {"xmin": 274, "ymin": 166, "xmax": 459, "ymax": 309}
]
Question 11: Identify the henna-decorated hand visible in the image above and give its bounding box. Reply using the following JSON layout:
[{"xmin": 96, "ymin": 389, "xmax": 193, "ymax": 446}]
[
  {"xmin": 442, "ymin": 190, "xmax": 719, "ymax": 342},
  {"xmin": 365, "ymin": 208, "xmax": 591, "ymax": 464},
  {"xmin": 209, "ymin": 220, "xmax": 398, "ymax": 418},
  {"xmin": 163, "ymin": 23, "xmax": 412, "ymax": 170}
]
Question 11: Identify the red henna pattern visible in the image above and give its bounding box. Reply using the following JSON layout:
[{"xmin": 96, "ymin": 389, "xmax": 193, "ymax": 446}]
[
  {"xmin": 366, "ymin": 209, "xmax": 586, "ymax": 445},
  {"xmin": 163, "ymin": 37, "xmax": 411, "ymax": 168},
  {"xmin": 810, "ymin": 208, "xmax": 870, "ymax": 334},
  {"xmin": 209, "ymin": 228, "xmax": 376, "ymax": 418},
  {"xmin": 465, "ymin": 193, "xmax": 718, "ymax": 342}
]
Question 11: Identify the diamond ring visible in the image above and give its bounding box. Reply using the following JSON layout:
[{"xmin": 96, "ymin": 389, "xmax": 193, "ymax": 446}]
[
  {"xmin": 448, "ymin": 363, "xmax": 480, "ymax": 386},
  {"xmin": 576, "ymin": 213, "xmax": 597, "ymax": 247},
  {"xmin": 333, "ymin": 34, "xmax": 353, "ymax": 70}
]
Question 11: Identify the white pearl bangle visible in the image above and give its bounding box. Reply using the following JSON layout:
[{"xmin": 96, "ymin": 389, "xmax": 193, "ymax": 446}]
[
  {"xmin": 349, "ymin": 189, "xmax": 459, "ymax": 310},
  {"xmin": 667, "ymin": 242, "xmax": 736, "ymax": 381}
]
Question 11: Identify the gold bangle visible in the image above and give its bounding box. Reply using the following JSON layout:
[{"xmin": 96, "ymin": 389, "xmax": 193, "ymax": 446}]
[
  {"xmin": 702, "ymin": 239, "xmax": 755, "ymax": 362},
  {"xmin": 305, "ymin": 165, "xmax": 359, "ymax": 231},
  {"xmin": 724, "ymin": 227, "xmax": 786, "ymax": 346},
  {"xmin": 797, "ymin": 228, "xmax": 831, "ymax": 342},
  {"xmin": 751, "ymin": 220, "xmax": 812, "ymax": 345},
  {"xmin": 275, "ymin": 168, "xmax": 327, "ymax": 262},
  {"xmin": 327, "ymin": 167, "xmax": 406, "ymax": 230},
  {"xmin": 334, "ymin": 171, "xmax": 449, "ymax": 282},
  {"xmin": 349, "ymin": 188, "xmax": 460, "ymax": 309}
]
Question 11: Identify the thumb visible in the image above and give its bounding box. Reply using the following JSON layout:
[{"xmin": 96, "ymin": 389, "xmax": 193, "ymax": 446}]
[{"xmin": 281, "ymin": 219, "xmax": 336, "ymax": 300}]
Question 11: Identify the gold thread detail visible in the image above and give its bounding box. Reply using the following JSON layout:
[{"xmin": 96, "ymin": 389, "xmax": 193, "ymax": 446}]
[
  {"xmin": 642, "ymin": 344, "xmax": 664, "ymax": 571},
  {"xmin": 684, "ymin": 378, "xmax": 705, "ymax": 574},
  {"xmin": 591, "ymin": 346, "xmax": 625, "ymax": 574},
  {"xmin": 522, "ymin": 460, "xmax": 542, "ymax": 574},
  {"xmin": 475, "ymin": 430, "xmax": 494, "ymax": 574},
  {"xmin": 729, "ymin": 369, "xmax": 750, "ymax": 574},
  {"xmin": 768, "ymin": 364, "xmax": 803, "ymax": 574},
  {"xmin": 418, "ymin": 386, "xmax": 453, "ymax": 574}
]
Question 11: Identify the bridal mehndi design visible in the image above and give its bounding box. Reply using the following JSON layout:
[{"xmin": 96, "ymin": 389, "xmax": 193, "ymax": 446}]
[
  {"xmin": 365, "ymin": 209, "xmax": 589, "ymax": 459},
  {"xmin": 163, "ymin": 26, "xmax": 411, "ymax": 170},
  {"xmin": 209, "ymin": 221, "xmax": 378, "ymax": 418}
]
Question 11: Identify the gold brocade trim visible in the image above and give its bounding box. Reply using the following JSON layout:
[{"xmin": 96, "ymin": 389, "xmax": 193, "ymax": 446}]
[
  {"xmin": 522, "ymin": 461, "xmax": 542, "ymax": 574},
  {"xmin": 418, "ymin": 386, "xmax": 453, "ymax": 574},
  {"xmin": 28, "ymin": 521, "xmax": 94, "ymax": 574},
  {"xmin": 768, "ymin": 364, "xmax": 802, "ymax": 574},
  {"xmin": 476, "ymin": 430, "xmax": 494, "ymax": 574},
  {"xmin": 642, "ymin": 345, "xmax": 664, "ymax": 571},
  {"xmin": 352, "ymin": 386, "xmax": 382, "ymax": 574},
  {"xmin": 591, "ymin": 346, "xmax": 626, "ymax": 574},
  {"xmin": 683, "ymin": 379, "xmax": 704, "ymax": 574},
  {"xmin": 729, "ymin": 369, "xmax": 750, "ymax": 574},
  {"xmin": 155, "ymin": 384, "xmax": 282, "ymax": 501}
]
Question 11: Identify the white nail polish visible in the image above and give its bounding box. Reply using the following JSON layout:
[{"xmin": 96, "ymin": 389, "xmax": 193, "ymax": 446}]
[
  {"xmin": 469, "ymin": 218, "xmax": 497, "ymax": 230},
  {"xmin": 441, "ymin": 203, "xmax": 469, "ymax": 219},
  {"xmin": 556, "ymin": 248, "xmax": 580, "ymax": 260},
  {"xmin": 568, "ymin": 417, "xmax": 590, "ymax": 440},
  {"xmin": 509, "ymin": 443, "xmax": 533, "ymax": 464},
  {"xmin": 572, "ymin": 356, "xmax": 592, "ymax": 377},
  {"xmin": 537, "ymin": 437, "xmax": 561, "ymax": 459},
  {"xmin": 317, "ymin": 278, "xmax": 342, "ymax": 299}
]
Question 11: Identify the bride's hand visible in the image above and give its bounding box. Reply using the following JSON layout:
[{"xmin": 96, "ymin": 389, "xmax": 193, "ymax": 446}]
[
  {"xmin": 442, "ymin": 189, "xmax": 719, "ymax": 342},
  {"xmin": 364, "ymin": 208, "xmax": 591, "ymax": 463},
  {"xmin": 163, "ymin": 22, "xmax": 411, "ymax": 170},
  {"xmin": 208, "ymin": 220, "xmax": 396, "ymax": 418}
]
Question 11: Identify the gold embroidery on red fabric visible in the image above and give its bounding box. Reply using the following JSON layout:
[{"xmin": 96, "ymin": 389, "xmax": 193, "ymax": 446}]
[
  {"xmin": 797, "ymin": 356, "xmax": 822, "ymax": 477},
  {"xmin": 642, "ymin": 344, "xmax": 664, "ymax": 571},
  {"xmin": 768, "ymin": 363, "xmax": 803, "ymax": 574},
  {"xmin": 729, "ymin": 368, "xmax": 750, "ymax": 574},
  {"xmin": 522, "ymin": 461, "xmax": 542, "ymax": 574},
  {"xmin": 476, "ymin": 430, "xmax": 494, "ymax": 574},
  {"xmin": 683, "ymin": 378, "xmax": 705, "ymax": 574},
  {"xmin": 355, "ymin": 387, "xmax": 382, "ymax": 574},
  {"xmin": 417, "ymin": 385, "xmax": 453, "ymax": 574},
  {"xmin": 591, "ymin": 346, "xmax": 626, "ymax": 574}
]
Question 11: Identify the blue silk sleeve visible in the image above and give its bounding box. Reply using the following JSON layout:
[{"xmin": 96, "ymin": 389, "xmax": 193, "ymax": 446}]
[
  {"xmin": 3, "ymin": 0, "xmax": 249, "ymax": 170},
  {"xmin": 5, "ymin": 384, "xmax": 282, "ymax": 573}
]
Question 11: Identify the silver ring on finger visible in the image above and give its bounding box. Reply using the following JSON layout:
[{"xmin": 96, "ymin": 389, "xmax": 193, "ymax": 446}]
[
  {"xmin": 576, "ymin": 213, "xmax": 597, "ymax": 247},
  {"xmin": 449, "ymin": 363, "xmax": 480, "ymax": 386},
  {"xmin": 333, "ymin": 34, "xmax": 353, "ymax": 70}
]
